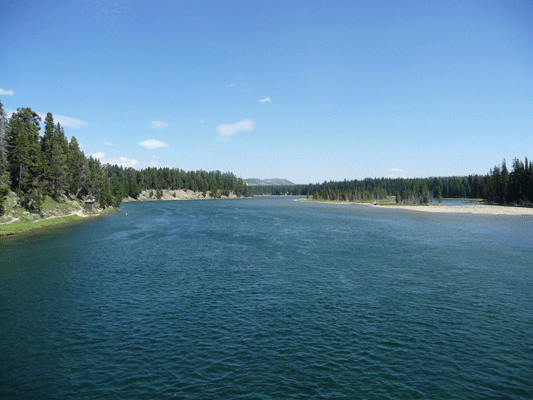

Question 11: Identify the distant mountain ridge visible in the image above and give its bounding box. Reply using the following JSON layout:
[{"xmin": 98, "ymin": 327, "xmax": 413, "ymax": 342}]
[{"xmin": 244, "ymin": 178, "xmax": 296, "ymax": 186}]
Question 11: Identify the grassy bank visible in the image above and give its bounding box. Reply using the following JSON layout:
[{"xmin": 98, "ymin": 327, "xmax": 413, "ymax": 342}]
[
  {"xmin": 0, "ymin": 215, "xmax": 86, "ymax": 236},
  {"xmin": 0, "ymin": 192, "xmax": 114, "ymax": 237}
]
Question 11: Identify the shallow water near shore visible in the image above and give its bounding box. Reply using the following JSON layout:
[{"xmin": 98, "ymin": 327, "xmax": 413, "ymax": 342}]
[{"xmin": 1, "ymin": 197, "xmax": 532, "ymax": 399}]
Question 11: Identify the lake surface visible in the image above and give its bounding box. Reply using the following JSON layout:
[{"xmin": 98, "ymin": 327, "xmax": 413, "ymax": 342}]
[{"xmin": 1, "ymin": 197, "xmax": 532, "ymax": 399}]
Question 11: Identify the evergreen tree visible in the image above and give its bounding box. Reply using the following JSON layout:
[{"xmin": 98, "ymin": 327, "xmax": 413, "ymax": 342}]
[
  {"xmin": 68, "ymin": 136, "xmax": 88, "ymax": 198},
  {"xmin": 0, "ymin": 101, "xmax": 10, "ymax": 215},
  {"xmin": 6, "ymin": 108, "xmax": 45, "ymax": 209}
]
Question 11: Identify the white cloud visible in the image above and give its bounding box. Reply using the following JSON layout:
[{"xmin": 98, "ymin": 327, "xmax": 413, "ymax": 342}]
[
  {"xmin": 200, "ymin": 119, "xmax": 206, "ymax": 123},
  {"xmin": 89, "ymin": 152, "xmax": 106, "ymax": 159},
  {"xmin": 0, "ymin": 88, "xmax": 15, "ymax": 96},
  {"xmin": 259, "ymin": 97, "xmax": 271, "ymax": 103},
  {"xmin": 139, "ymin": 139, "xmax": 170, "ymax": 149},
  {"xmin": 152, "ymin": 120, "xmax": 169, "ymax": 129},
  {"xmin": 48, "ymin": 114, "xmax": 89, "ymax": 128},
  {"xmin": 228, "ymin": 83, "xmax": 235, "ymax": 87},
  {"xmin": 389, "ymin": 174, "xmax": 407, "ymax": 179},
  {"xmin": 391, "ymin": 168, "xmax": 405, "ymax": 172},
  {"xmin": 143, "ymin": 161, "xmax": 158, "ymax": 167},
  {"xmin": 5, "ymin": 109, "xmax": 88, "ymax": 128},
  {"xmin": 88, "ymin": 151, "xmax": 139, "ymax": 168},
  {"xmin": 102, "ymin": 141, "xmax": 115, "ymax": 146},
  {"xmin": 110, "ymin": 157, "xmax": 140, "ymax": 168},
  {"xmin": 216, "ymin": 119, "xmax": 255, "ymax": 140}
]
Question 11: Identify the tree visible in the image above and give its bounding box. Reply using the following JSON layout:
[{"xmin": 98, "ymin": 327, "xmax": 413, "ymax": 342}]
[
  {"xmin": 68, "ymin": 136, "xmax": 88, "ymax": 198},
  {"xmin": 0, "ymin": 101, "xmax": 9, "ymax": 215},
  {"xmin": 7, "ymin": 108, "xmax": 45, "ymax": 209}
]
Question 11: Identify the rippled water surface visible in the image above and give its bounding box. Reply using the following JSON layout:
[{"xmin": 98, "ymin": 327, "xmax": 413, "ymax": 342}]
[{"xmin": 1, "ymin": 197, "xmax": 532, "ymax": 399}]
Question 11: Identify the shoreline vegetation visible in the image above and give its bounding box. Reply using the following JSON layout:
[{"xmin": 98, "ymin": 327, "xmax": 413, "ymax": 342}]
[
  {"xmin": 0, "ymin": 189, "xmax": 245, "ymax": 237},
  {"xmin": 0, "ymin": 105, "xmax": 253, "ymax": 236},
  {"xmin": 297, "ymin": 198, "xmax": 533, "ymax": 216}
]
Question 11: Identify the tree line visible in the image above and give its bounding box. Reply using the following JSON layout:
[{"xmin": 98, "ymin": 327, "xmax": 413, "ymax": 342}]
[
  {"xmin": 0, "ymin": 103, "xmax": 252, "ymax": 216},
  {"xmin": 252, "ymin": 159, "xmax": 533, "ymax": 206}
]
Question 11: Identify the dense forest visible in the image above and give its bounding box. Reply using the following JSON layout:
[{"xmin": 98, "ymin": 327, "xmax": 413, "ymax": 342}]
[
  {"xmin": 0, "ymin": 104, "xmax": 252, "ymax": 216},
  {"xmin": 252, "ymin": 159, "xmax": 533, "ymax": 206}
]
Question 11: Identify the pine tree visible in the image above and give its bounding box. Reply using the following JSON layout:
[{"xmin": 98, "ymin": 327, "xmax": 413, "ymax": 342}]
[
  {"xmin": 0, "ymin": 101, "xmax": 8, "ymax": 216},
  {"xmin": 68, "ymin": 137, "xmax": 88, "ymax": 198},
  {"xmin": 0, "ymin": 101, "xmax": 9, "ymax": 185},
  {"xmin": 7, "ymin": 108, "xmax": 45, "ymax": 209}
]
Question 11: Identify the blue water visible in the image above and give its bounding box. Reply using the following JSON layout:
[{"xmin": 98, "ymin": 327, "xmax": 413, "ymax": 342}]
[{"xmin": 1, "ymin": 197, "xmax": 532, "ymax": 399}]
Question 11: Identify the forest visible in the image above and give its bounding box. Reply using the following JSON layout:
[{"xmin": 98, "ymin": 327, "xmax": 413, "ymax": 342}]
[
  {"xmin": 1, "ymin": 102, "xmax": 531, "ymax": 216},
  {"xmin": 0, "ymin": 104, "xmax": 252, "ymax": 216},
  {"xmin": 252, "ymin": 159, "xmax": 533, "ymax": 206}
]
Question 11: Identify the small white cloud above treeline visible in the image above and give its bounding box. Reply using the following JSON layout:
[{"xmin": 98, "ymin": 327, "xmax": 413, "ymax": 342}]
[
  {"xmin": 89, "ymin": 152, "xmax": 105, "ymax": 159},
  {"xmin": 391, "ymin": 168, "xmax": 405, "ymax": 172},
  {"xmin": 89, "ymin": 152, "xmax": 139, "ymax": 168},
  {"xmin": 47, "ymin": 114, "xmax": 89, "ymax": 128},
  {"xmin": 152, "ymin": 120, "xmax": 169, "ymax": 129},
  {"xmin": 5, "ymin": 109, "xmax": 89, "ymax": 128},
  {"xmin": 259, "ymin": 97, "xmax": 271, "ymax": 103},
  {"xmin": 33, "ymin": 112, "xmax": 88, "ymax": 128},
  {"xmin": 389, "ymin": 174, "xmax": 407, "ymax": 179},
  {"xmin": 102, "ymin": 141, "xmax": 115, "ymax": 147},
  {"xmin": 0, "ymin": 88, "xmax": 15, "ymax": 95},
  {"xmin": 138, "ymin": 139, "xmax": 170, "ymax": 149},
  {"xmin": 216, "ymin": 119, "xmax": 255, "ymax": 141}
]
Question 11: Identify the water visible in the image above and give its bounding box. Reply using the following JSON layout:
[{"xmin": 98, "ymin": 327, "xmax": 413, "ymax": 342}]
[{"xmin": 1, "ymin": 197, "xmax": 532, "ymax": 399}]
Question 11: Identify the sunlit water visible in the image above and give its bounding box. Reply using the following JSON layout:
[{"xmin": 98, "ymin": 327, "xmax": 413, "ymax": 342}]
[{"xmin": 1, "ymin": 197, "xmax": 532, "ymax": 399}]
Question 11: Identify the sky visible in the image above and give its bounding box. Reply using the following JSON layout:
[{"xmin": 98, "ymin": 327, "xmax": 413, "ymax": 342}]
[{"xmin": 1, "ymin": 0, "xmax": 532, "ymax": 184}]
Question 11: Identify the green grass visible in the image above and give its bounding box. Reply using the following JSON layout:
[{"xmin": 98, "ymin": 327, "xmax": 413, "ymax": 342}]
[
  {"xmin": 0, "ymin": 192, "xmax": 116, "ymax": 237},
  {"xmin": 0, "ymin": 215, "xmax": 85, "ymax": 237}
]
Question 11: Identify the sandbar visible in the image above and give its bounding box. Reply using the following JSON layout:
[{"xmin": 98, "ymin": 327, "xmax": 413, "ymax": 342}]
[{"xmin": 376, "ymin": 204, "xmax": 533, "ymax": 216}]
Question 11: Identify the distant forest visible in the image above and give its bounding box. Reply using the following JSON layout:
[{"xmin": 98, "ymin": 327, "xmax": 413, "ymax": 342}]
[
  {"xmin": 253, "ymin": 159, "xmax": 533, "ymax": 206},
  {"xmin": 0, "ymin": 104, "xmax": 252, "ymax": 216}
]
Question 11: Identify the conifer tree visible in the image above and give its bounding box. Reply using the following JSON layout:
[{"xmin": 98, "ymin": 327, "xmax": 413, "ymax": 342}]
[
  {"xmin": 68, "ymin": 136, "xmax": 88, "ymax": 198},
  {"xmin": 7, "ymin": 108, "xmax": 45, "ymax": 209},
  {"xmin": 0, "ymin": 101, "xmax": 9, "ymax": 215}
]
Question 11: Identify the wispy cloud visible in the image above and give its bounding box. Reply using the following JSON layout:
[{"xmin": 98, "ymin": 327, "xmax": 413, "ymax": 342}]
[
  {"xmin": 35, "ymin": 113, "xmax": 89, "ymax": 128},
  {"xmin": 227, "ymin": 83, "xmax": 235, "ymax": 87},
  {"xmin": 51, "ymin": 114, "xmax": 89, "ymax": 128},
  {"xmin": 102, "ymin": 141, "xmax": 115, "ymax": 147},
  {"xmin": 152, "ymin": 120, "xmax": 169, "ymax": 129},
  {"xmin": 0, "ymin": 88, "xmax": 15, "ymax": 96},
  {"xmin": 143, "ymin": 161, "xmax": 158, "ymax": 167},
  {"xmin": 139, "ymin": 139, "xmax": 170, "ymax": 149},
  {"xmin": 5, "ymin": 109, "xmax": 89, "ymax": 128},
  {"xmin": 89, "ymin": 151, "xmax": 139, "ymax": 168},
  {"xmin": 391, "ymin": 168, "xmax": 405, "ymax": 172},
  {"xmin": 216, "ymin": 119, "xmax": 255, "ymax": 141},
  {"xmin": 259, "ymin": 97, "xmax": 271, "ymax": 103}
]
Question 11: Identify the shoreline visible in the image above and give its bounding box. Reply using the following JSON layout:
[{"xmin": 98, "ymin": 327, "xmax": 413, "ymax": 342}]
[
  {"xmin": 1, "ymin": 189, "xmax": 247, "ymax": 237},
  {"xmin": 0, "ymin": 208, "xmax": 114, "ymax": 237},
  {"xmin": 124, "ymin": 189, "xmax": 247, "ymax": 202},
  {"xmin": 297, "ymin": 198, "xmax": 533, "ymax": 216},
  {"xmin": 375, "ymin": 204, "xmax": 533, "ymax": 216}
]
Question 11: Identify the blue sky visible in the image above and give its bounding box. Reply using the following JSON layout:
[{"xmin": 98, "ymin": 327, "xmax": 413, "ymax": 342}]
[{"xmin": 1, "ymin": 0, "xmax": 532, "ymax": 183}]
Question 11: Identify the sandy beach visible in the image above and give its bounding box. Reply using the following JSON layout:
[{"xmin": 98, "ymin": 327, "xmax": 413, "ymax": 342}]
[{"xmin": 376, "ymin": 204, "xmax": 533, "ymax": 216}]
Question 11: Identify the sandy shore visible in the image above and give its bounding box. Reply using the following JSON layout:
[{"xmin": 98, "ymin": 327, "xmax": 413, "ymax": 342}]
[{"xmin": 376, "ymin": 204, "xmax": 533, "ymax": 216}]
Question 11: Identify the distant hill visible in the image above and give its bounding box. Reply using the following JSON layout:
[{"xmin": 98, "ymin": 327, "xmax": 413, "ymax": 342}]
[{"xmin": 244, "ymin": 178, "xmax": 296, "ymax": 186}]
